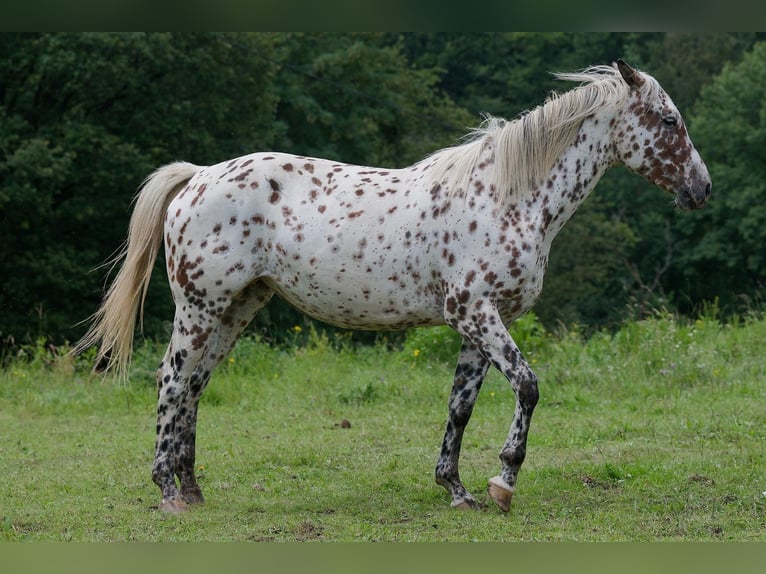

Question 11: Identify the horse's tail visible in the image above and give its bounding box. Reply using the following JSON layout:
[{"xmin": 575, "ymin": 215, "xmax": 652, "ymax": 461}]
[{"xmin": 73, "ymin": 162, "xmax": 203, "ymax": 379}]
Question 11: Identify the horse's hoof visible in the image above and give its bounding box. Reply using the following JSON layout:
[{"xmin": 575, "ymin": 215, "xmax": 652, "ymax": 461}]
[
  {"xmin": 181, "ymin": 488, "xmax": 205, "ymax": 505},
  {"xmin": 452, "ymin": 499, "xmax": 476, "ymax": 510},
  {"xmin": 487, "ymin": 476, "xmax": 514, "ymax": 513},
  {"xmin": 159, "ymin": 498, "xmax": 189, "ymax": 513}
]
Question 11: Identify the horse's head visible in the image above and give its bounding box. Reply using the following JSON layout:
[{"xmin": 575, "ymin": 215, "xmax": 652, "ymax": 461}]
[{"xmin": 612, "ymin": 59, "xmax": 711, "ymax": 210}]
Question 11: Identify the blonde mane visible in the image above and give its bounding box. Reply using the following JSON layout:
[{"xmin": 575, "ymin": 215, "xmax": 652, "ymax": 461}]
[{"xmin": 424, "ymin": 64, "xmax": 660, "ymax": 205}]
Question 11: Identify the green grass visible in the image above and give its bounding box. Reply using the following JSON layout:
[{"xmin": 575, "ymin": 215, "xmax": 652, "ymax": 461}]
[{"xmin": 1, "ymin": 313, "xmax": 765, "ymax": 541}]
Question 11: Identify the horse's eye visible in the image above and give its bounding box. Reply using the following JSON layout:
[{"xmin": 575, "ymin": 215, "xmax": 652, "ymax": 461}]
[{"xmin": 662, "ymin": 115, "xmax": 678, "ymax": 127}]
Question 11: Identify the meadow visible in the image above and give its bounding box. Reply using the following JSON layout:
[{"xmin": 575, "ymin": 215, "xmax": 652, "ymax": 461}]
[{"xmin": 1, "ymin": 311, "xmax": 765, "ymax": 541}]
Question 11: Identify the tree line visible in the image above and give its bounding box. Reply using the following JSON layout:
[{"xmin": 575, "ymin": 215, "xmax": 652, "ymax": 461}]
[{"xmin": 1, "ymin": 32, "xmax": 765, "ymax": 350}]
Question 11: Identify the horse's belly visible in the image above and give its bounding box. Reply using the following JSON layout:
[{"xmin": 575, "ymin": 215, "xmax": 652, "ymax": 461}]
[{"xmin": 264, "ymin": 266, "xmax": 445, "ymax": 330}]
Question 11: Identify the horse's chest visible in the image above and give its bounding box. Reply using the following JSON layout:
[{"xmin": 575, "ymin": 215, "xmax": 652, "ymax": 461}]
[
  {"xmin": 462, "ymin": 223, "xmax": 550, "ymax": 323},
  {"xmin": 495, "ymin": 251, "xmax": 547, "ymax": 318}
]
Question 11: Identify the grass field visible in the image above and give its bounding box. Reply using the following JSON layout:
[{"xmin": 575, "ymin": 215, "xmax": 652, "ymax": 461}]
[{"xmin": 1, "ymin": 312, "xmax": 765, "ymax": 541}]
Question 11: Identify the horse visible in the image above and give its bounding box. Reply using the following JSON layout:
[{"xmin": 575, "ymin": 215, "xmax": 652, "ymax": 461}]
[{"xmin": 75, "ymin": 60, "xmax": 711, "ymax": 513}]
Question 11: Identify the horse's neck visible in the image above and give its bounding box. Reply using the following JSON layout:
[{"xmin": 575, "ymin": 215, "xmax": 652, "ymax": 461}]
[{"xmin": 515, "ymin": 114, "xmax": 615, "ymax": 248}]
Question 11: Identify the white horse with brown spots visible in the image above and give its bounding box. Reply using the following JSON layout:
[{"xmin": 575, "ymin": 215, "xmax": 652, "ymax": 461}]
[{"xmin": 75, "ymin": 60, "xmax": 710, "ymax": 513}]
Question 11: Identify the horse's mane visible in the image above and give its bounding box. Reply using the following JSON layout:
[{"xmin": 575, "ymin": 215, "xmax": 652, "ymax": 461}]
[{"xmin": 423, "ymin": 64, "xmax": 661, "ymax": 205}]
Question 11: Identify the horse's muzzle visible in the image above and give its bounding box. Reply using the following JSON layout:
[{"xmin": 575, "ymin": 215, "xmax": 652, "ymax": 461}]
[{"xmin": 675, "ymin": 178, "xmax": 712, "ymax": 211}]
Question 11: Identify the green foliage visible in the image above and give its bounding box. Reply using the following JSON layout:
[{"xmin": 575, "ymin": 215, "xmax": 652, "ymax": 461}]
[
  {"xmin": 401, "ymin": 311, "xmax": 550, "ymax": 367},
  {"xmin": 398, "ymin": 32, "xmax": 627, "ymax": 117},
  {"xmin": 338, "ymin": 381, "xmax": 379, "ymax": 406},
  {"xmin": 677, "ymin": 41, "xmax": 766, "ymax": 312},
  {"xmin": 401, "ymin": 325, "xmax": 462, "ymax": 365},
  {"xmin": 536, "ymin": 190, "xmax": 639, "ymax": 329},
  {"xmin": 273, "ymin": 33, "xmax": 471, "ymax": 166},
  {"xmin": 508, "ymin": 310, "xmax": 549, "ymax": 355},
  {"xmin": 624, "ymin": 33, "xmax": 763, "ymax": 114},
  {"xmin": 0, "ymin": 33, "xmax": 282, "ymax": 346}
]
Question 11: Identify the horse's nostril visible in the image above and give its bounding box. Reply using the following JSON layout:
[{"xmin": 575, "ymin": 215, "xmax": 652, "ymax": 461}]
[{"xmin": 705, "ymin": 182, "xmax": 712, "ymax": 198}]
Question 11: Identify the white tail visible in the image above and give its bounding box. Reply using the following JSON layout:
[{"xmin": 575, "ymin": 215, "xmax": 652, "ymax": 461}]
[{"xmin": 73, "ymin": 162, "xmax": 202, "ymax": 379}]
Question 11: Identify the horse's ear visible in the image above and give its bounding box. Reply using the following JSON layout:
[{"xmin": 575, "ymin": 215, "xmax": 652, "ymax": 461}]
[{"xmin": 616, "ymin": 58, "xmax": 644, "ymax": 89}]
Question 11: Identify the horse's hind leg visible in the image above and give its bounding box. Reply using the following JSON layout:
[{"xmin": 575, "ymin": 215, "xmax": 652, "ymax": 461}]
[
  {"xmin": 153, "ymin": 282, "xmax": 273, "ymax": 512},
  {"xmin": 176, "ymin": 282, "xmax": 274, "ymax": 505},
  {"xmin": 153, "ymin": 331, "xmax": 211, "ymax": 512},
  {"xmin": 435, "ymin": 340, "xmax": 490, "ymax": 509}
]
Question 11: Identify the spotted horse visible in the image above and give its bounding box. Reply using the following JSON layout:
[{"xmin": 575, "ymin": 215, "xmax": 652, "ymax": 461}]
[{"xmin": 75, "ymin": 60, "xmax": 711, "ymax": 513}]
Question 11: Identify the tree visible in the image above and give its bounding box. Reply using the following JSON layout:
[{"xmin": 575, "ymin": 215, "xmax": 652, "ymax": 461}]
[
  {"xmin": 0, "ymin": 33, "xmax": 282, "ymax": 346},
  {"xmin": 397, "ymin": 32, "xmax": 627, "ymax": 118},
  {"xmin": 674, "ymin": 41, "xmax": 766, "ymax": 312},
  {"xmin": 623, "ymin": 33, "xmax": 764, "ymax": 114},
  {"xmin": 273, "ymin": 33, "xmax": 471, "ymax": 167}
]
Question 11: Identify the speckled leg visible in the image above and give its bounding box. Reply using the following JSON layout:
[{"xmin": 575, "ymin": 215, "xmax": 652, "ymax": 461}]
[
  {"xmin": 446, "ymin": 300, "xmax": 540, "ymax": 513},
  {"xmin": 490, "ymin": 353, "xmax": 538, "ymax": 512},
  {"xmin": 153, "ymin": 282, "xmax": 273, "ymax": 512},
  {"xmin": 435, "ymin": 340, "xmax": 490, "ymax": 509},
  {"xmin": 152, "ymin": 334, "xmax": 209, "ymax": 513}
]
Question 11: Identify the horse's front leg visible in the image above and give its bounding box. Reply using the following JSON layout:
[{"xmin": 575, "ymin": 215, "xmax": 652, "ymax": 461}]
[
  {"xmin": 435, "ymin": 340, "xmax": 490, "ymax": 509},
  {"xmin": 446, "ymin": 301, "xmax": 540, "ymax": 513},
  {"xmin": 488, "ymin": 353, "xmax": 539, "ymax": 512}
]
